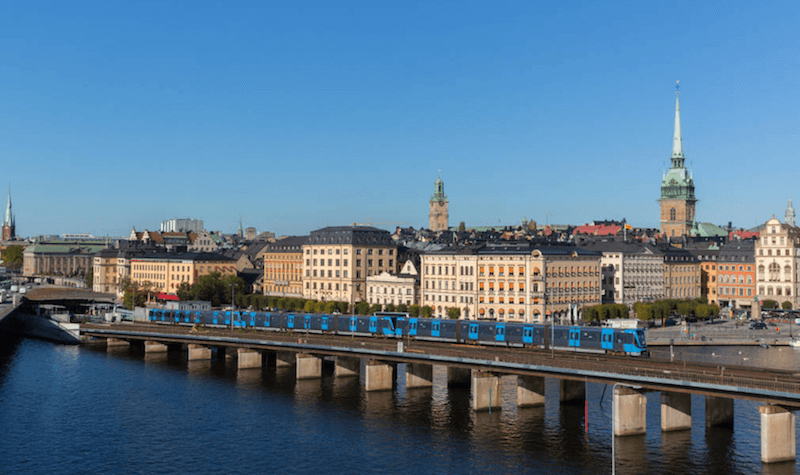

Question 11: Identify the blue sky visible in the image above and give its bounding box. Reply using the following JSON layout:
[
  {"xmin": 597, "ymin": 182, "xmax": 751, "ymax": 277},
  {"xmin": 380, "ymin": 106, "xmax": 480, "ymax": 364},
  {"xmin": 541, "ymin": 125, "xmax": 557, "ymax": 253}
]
[{"xmin": 1, "ymin": 1, "xmax": 798, "ymax": 238}]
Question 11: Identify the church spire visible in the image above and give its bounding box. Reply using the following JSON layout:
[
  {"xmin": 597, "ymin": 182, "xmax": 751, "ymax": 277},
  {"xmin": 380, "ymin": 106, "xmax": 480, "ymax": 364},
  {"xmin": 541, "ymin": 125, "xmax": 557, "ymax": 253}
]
[
  {"xmin": 4, "ymin": 188, "xmax": 11, "ymax": 227},
  {"xmin": 671, "ymin": 80, "xmax": 684, "ymax": 162}
]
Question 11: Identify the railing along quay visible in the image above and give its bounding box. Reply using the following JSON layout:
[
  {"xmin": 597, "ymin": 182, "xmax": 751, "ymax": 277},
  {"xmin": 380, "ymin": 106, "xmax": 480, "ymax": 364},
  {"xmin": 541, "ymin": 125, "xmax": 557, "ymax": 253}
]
[{"xmin": 81, "ymin": 323, "xmax": 800, "ymax": 405}]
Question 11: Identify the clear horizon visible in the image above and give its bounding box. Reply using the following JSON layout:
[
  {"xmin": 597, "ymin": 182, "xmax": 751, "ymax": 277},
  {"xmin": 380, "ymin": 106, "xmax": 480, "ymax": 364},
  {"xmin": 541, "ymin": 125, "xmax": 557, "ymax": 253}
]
[{"xmin": 2, "ymin": 1, "xmax": 798, "ymax": 238}]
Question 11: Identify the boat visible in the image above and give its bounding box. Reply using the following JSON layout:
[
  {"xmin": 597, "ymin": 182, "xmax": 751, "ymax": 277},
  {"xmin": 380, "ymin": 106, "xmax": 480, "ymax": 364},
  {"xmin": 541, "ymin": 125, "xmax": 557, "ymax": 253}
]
[{"xmin": 789, "ymin": 339, "xmax": 800, "ymax": 348}]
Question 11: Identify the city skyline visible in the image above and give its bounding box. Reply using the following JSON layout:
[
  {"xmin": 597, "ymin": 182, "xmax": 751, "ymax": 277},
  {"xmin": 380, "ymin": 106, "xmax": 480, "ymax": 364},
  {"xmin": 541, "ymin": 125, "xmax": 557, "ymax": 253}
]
[{"xmin": 2, "ymin": 1, "xmax": 798, "ymax": 237}]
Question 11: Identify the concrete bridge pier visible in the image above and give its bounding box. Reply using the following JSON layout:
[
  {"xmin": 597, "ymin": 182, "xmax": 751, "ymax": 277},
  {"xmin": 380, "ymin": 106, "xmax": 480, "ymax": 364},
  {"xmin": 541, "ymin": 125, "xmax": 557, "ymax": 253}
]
[
  {"xmin": 614, "ymin": 386, "xmax": 647, "ymax": 436},
  {"xmin": 334, "ymin": 356, "xmax": 360, "ymax": 378},
  {"xmin": 188, "ymin": 344, "xmax": 212, "ymax": 360},
  {"xmin": 447, "ymin": 366, "xmax": 471, "ymax": 388},
  {"xmin": 760, "ymin": 405, "xmax": 796, "ymax": 464},
  {"xmin": 661, "ymin": 392, "xmax": 692, "ymax": 432},
  {"xmin": 276, "ymin": 351, "xmax": 296, "ymax": 368},
  {"xmin": 106, "ymin": 338, "xmax": 130, "ymax": 350},
  {"xmin": 296, "ymin": 354, "xmax": 322, "ymax": 380},
  {"xmin": 471, "ymin": 371, "xmax": 502, "ymax": 412},
  {"xmin": 405, "ymin": 363, "xmax": 433, "ymax": 389},
  {"xmin": 144, "ymin": 341, "xmax": 168, "ymax": 353},
  {"xmin": 706, "ymin": 396, "xmax": 734, "ymax": 427},
  {"xmin": 560, "ymin": 379, "xmax": 585, "ymax": 403},
  {"xmin": 517, "ymin": 376, "xmax": 545, "ymax": 407},
  {"xmin": 365, "ymin": 360, "xmax": 393, "ymax": 392},
  {"xmin": 237, "ymin": 349, "xmax": 263, "ymax": 370}
]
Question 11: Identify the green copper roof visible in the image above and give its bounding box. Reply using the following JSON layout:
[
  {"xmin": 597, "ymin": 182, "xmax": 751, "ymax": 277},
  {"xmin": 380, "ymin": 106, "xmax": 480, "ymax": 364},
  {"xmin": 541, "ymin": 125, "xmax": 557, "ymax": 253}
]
[{"xmin": 430, "ymin": 176, "xmax": 448, "ymax": 203}]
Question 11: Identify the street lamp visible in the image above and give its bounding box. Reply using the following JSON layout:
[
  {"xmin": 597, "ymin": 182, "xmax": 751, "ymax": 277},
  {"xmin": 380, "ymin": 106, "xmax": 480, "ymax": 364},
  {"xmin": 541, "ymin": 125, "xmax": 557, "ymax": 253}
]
[{"xmin": 229, "ymin": 283, "xmax": 235, "ymax": 332}]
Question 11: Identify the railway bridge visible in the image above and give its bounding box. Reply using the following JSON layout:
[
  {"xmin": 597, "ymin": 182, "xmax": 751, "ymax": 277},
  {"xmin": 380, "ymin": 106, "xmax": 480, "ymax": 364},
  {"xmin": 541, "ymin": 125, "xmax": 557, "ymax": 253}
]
[{"xmin": 82, "ymin": 322, "xmax": 800, "ymax": 464}]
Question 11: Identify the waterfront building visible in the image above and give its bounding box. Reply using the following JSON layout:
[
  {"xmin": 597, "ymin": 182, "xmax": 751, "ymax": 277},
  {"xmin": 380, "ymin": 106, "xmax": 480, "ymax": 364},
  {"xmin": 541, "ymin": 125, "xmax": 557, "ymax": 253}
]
[
  {"xmin": 302, "ymin": 226, "xmax": 397, "ymax": 305},
  {"xmin": 755, "ymin": 215, "xmax": 800, "ymax": 308},
  {"xmin": 130, "ymin": 252, "xmax": 236, "ymax": 296},
  {"xmin": 23, "ymin": 239, "xmax": 108, "ymax": 278},
  {"xmin": 428, "ymin": 176, "xmax": 449, "ymax": 232},
  {"xmin": 365, "ymin": 260, "xmax": 420, "ymax": 308},
  {"xmin": 577, "ymin": 240, "xmax": 665, "ymax": 307},
  {"xmin": 717, "ymin": 240, "xmax": 755, "ymax": 310},
  {"xmin": 263, "ymin": 235, "xmax": 308, "ymax": 298},
  {"xmin": 420, "ymin": 243, "xmax": 602, "ymax": 323},
  {"xmin": 659, "ymin": 86, "xmax": 697, "ymax": 238},
  {"xmin": 662, "ymin": 246, "xmax": 701, "ymax": 299},
  {"xmin": 686, "ymin": 242, "xmax": 721, "ymax": 304},
  {"xmin": 92, "ymin": 247, "xmax": 119, "ymax": 294}
]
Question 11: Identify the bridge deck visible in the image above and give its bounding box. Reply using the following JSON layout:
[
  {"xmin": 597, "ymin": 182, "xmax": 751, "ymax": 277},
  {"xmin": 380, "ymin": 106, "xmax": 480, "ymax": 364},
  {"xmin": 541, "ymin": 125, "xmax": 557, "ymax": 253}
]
[{"xmin": 82, "ymin": 323, "xmax": 800, "ymax": 407}]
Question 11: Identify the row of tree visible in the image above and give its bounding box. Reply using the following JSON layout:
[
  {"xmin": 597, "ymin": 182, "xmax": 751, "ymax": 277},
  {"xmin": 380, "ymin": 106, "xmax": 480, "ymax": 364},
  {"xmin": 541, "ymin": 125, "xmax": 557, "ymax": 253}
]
[
  {"xmin": 762, "ymin": 300, "xmax": 793, "ymax": 310},
  {"xmin": 632, "ymin": 298, "xmax": 720, "ymax": 322},
  {"xmin": 583, "ymin": 304, "xmax": 630, "ymax": 321}
]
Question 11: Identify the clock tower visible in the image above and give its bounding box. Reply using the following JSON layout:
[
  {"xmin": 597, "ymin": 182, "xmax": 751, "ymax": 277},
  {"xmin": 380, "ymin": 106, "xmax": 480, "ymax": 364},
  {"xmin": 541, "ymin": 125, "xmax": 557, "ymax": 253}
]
[
  {"xmin": 428, "ymin": 176, "xmax": 449, "ymax": 232},
  {"xmin": 660, "ymin": 84, "xmax": 696, "ymax": 238}
]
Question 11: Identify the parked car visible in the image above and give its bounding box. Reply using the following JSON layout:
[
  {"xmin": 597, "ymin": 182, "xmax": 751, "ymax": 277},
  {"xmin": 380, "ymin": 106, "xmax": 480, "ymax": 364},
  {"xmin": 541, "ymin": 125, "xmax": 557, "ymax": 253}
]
[{"xmin": 749, "ymin": 322, "xmax": 768, "ymax": 330}]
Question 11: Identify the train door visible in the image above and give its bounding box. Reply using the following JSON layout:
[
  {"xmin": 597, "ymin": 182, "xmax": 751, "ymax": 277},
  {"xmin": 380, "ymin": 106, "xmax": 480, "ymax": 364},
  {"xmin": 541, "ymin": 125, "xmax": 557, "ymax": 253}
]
[
  {"xmin": 287, "ymin": 314, "xmax": 295, "ymax": 329},
  {"xmin": 408, "ymin": 318, "xmax": 418, "ymax": 336},
  {"xmin": 395, "ymin": 317, "xmax": 405, "ymax": 337},
  {"xmin": 601, "ymin": 328, "xmax": 614, "ymax": 351},
  {"xmin": 264, "ymin": 312, "xmax": 272, "ymax": 328},
  {"xmin": 469, "ymin": 323, "xmax": 479, "ymax": 340},
  {"xmin": 321, "ymin": 316, "xmax": 329, "ymax": 331},
  {"xmin": 431, "ymin": 320, "xmax": 441, "ymax": 338},
  {"xmin": 212, "ymin": 311, "xmax": 220, "ymax": 325},
  {"xmin": 568, "ymin": 327, "xmax": 580, "ymax": 347},
  {"xmin": 248, "ymin": 312, "xmax": 256, "ymax": 327},
  {"xmin": 304, "ymin": 315, "xmax": 311, "ymax": 330},
  {"xmin": 495, "ymin": 323, "xmax": 506, "ymax": 342},
  {"xmin": 369, "ymin": 317, "xmax": 378, "ymax": 334},
  {"xmin": 349, "ymin": 316, "xmax": 358, "ymax": 332},
  {"xmin": 522, "ymin": 326, "xmax": 534, "ymax": 344}
]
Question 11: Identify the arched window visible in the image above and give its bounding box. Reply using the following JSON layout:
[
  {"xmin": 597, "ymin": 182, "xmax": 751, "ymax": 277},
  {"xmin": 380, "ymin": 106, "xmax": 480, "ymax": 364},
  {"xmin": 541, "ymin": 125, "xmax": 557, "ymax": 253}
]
[
  {"xmin": 670, "ymin": 208, "xmax": 676, "ymax": 221},
  {"xmin": 769, "ymin": 263, "xmax": 780, "ymax": 281}
]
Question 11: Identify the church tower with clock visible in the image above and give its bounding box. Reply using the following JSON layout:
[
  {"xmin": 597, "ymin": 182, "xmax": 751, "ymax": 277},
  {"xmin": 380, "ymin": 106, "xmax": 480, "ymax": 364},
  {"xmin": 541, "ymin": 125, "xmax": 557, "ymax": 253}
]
[
  {"xmin": 660, "ymin": 84, "xmax": 696, "ymax": 238},
  {"xmin": 429, "ymin": 175, "xmax": 449, "ymax": 232}
]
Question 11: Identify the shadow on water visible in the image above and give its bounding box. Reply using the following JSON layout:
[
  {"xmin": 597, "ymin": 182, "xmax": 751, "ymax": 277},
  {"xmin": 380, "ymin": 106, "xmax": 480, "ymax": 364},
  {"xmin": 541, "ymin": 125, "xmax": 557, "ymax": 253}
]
[{"xmin": 0, "ymin": 334, "xmax": 24, "ymax": 389}]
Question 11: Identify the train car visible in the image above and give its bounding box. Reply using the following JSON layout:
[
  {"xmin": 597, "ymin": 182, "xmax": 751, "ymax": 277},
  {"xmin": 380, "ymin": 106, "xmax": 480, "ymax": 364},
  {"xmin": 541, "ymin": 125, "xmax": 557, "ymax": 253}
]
[{"xmin": 458, "ymin": 320, "xmax": 510, "ymax": 345}]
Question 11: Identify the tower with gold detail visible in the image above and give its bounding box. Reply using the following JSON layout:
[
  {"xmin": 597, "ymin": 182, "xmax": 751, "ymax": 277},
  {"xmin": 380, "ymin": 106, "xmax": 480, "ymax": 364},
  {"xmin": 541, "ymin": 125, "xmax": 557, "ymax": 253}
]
[
  {"xmin": 428, "ymin": 176, "xmax": 449, "ymax": 232},
  {"xmin": 660, "ymin": 83, "xmax": 697, "ymax": 238}
]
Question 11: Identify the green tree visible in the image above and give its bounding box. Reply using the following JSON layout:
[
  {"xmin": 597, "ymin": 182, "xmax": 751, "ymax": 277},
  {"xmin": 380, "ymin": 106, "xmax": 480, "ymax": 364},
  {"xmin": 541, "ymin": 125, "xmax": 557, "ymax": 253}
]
[
  {"xmin": 763, "ymin": 299, "xmax": 779, "ymax": 310},
  {"xmin": 385, "ymin": 303, "xmax": 396, "ymax": 312},
  {"xmin": 448, "ymin": 307, "xmax": 461, "ymax": 319},
  {"xmin": 369, "ymin": 304, "xmax": 382, "ymax": 315},
  {"xmin": 633, "ymin": 302, "xmax": 653, "ymax": 322},
  {"xmin": 176, "ymin": 282, "xmax": 194, "ymax": 301},
  {"xmin": 409, "ymin": 304, "xmax": 421, "ymax": 318},
  {"xmin": 1, "ymin": 245, "xmax": 24, "ymax": 272},
  {"xmin": 597, "ymin": 305, "xmax": 610, "ymax": 321},
  {"xmin": 324, "ymin": 302, "xmax": 337, "ymax": 314},
  {"xmin": 277, "ymin": 297, "xmax": 287, "ymax": 310},
  {"xmin": 421, "ymin": 305, "xmax": 433, "ymax": 318},
  {"xmin": 584, "ymin": 306, "xmax": 599, "ymax": 322},
  {"xmin": 315, "ymin": 301, "xmax": 326, "ymax": 313},
  {"xmin": 782, "ymin": 301, "xmax": 793, "ymax": 310},
  {"xmin": 676, "ymin": 301, "xmax": 693, "ymax": 317},
  {"xmin": 304, "ymin": 300, "xmax": 316, "ymax": 312},
  {"xmin": 85, "ymin": 268, "xmax": 94, "ymax": 288},
  {"xmin": 355, "ymin": 301, "xmax": 370, "ymax": 315},
  {"xmin": 336, "ymin": 301, "xmax": 349, "ymax": 314}
]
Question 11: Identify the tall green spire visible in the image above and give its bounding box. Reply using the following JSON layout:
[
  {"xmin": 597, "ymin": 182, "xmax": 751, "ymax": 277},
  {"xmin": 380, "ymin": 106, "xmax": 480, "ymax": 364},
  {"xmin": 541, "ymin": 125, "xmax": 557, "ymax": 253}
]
[{"xmin": 660, "ymin": 83, "xmax": 696, "ymax": 202}]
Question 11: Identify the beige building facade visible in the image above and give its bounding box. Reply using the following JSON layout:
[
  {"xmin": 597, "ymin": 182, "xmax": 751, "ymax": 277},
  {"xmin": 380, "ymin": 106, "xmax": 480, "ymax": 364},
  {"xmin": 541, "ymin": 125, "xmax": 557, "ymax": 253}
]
[
  {"xmin": 130, "ymin": 252, "xmax": 236, "ymax": 296},
  {"xmin": 755, "ymin": 216, "xmax": 800, "ymax": 308},
  {"xmin": 302, "ymin": 226, "xmax": 397, "ymax": 305},
  {"xmin": 663, "ymin": 248, "xmax": 701, "ymax": 299},
  {"xmin": 421, "ymin": 244, "xmax": 602, "ymax": 323},
  {"xmin": 263, "ymin": 236, "xmax": 307, "ymax": 298}
]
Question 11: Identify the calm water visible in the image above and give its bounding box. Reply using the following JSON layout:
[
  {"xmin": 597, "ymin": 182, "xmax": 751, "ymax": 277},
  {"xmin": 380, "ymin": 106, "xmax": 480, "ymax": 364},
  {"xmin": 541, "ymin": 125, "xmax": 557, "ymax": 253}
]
[{"xmin": 0, "ymin": 336, "xmax": 798, "ymax": 475}]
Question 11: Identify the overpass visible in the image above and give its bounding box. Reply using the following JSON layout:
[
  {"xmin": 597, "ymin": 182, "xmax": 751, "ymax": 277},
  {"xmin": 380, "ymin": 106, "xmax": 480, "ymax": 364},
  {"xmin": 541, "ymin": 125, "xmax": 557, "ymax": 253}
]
[{"xmin": 83, "ymin": 322, "xmax": 800, "ymax": 464}]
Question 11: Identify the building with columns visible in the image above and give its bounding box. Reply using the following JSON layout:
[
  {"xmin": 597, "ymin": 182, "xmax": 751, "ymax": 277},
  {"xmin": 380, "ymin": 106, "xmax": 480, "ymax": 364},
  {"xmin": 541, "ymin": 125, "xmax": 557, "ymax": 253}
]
[
  {"xmin": 755, "ymin": 216, "xmax": 800, "ymax": 308},
  {"xmin": 428, "ymin": 176, "xmax": 449, "ymax": 232},
  {"xmin": 660, "ymin": 86, "xmax": 697, "ymax": 238}
]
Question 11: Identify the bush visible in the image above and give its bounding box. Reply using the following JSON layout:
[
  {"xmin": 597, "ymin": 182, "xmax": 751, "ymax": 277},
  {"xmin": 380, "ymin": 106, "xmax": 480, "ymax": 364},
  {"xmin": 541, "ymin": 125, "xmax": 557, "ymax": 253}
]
[
  {"xmin": 421, "ymin": 306, "xmax": 433, "ymax": 318},
  {"xmin": 448, "ymin": 307, "xmax": 461, "ymax": 319},
  {"xmin": 355, "ymin": 301, "xmax": 370, "ymax": 315},
  {"xmin": 409, "ymin": 305, "xmax": 421, "ymax": 318},
  {"xmin": 762, "ymin": 300, "xmax": 779, "ymax": 309},
  {"xmin": 782, "ymin": 301, "xmax": 793, "ymax": 310}
]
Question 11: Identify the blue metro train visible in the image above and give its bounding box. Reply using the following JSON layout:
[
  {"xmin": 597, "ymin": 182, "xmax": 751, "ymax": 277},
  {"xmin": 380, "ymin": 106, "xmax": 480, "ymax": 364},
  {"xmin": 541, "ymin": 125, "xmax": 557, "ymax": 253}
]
[{"xmin": 147, "ymin": 309, "xmax": 648, "ymax": 356}]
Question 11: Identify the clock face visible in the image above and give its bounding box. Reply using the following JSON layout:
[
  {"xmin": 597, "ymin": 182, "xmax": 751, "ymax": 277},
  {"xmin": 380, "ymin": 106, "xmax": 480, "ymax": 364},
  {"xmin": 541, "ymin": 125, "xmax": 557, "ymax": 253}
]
[{"xmin": 439, "ymin": 200, "xmax": 444, "ymax": 206}]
